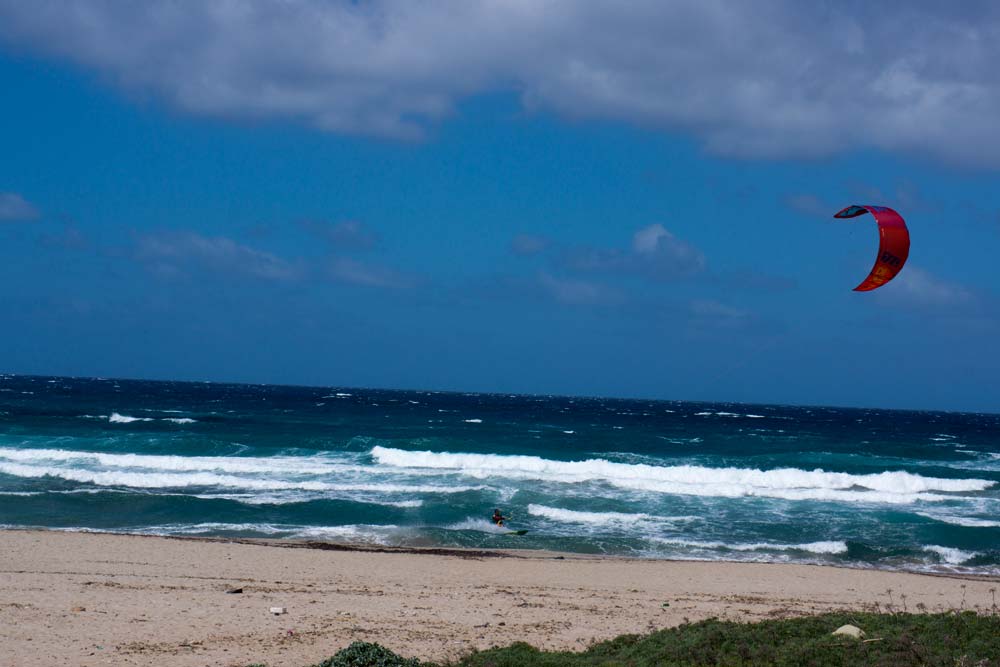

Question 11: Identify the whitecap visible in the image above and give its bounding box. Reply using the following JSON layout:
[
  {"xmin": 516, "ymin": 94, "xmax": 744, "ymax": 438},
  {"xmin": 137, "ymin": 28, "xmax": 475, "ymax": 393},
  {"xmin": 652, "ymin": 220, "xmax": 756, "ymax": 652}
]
[
  {"xmin": 916, "ymin": 512, "xmax": 1000, "ymax": 528},
  {"xmin": 109, "ymin": 413, "xmax": 152, "ymax": 424},
  {"xmin": 924, "ymin": 545, "xmax": 978, "ymax": 565},
  {"xmin": 652, "ymin": 537, "xmax": 849, "ymax": 555},
  {"xmin": 527, "ymin": 504, "xmax": 656, "ymax": 526},
  {"xmin": 370, "ymin": 446, "xmax": 994, "ymax": 505}
]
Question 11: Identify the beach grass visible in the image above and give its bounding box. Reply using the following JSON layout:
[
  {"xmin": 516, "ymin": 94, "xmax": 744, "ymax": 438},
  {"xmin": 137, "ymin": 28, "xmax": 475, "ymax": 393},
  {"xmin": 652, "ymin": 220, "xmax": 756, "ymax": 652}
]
[{"xmin": 296, "ymin": 612, "xmax": 1000, "ymax": 667}]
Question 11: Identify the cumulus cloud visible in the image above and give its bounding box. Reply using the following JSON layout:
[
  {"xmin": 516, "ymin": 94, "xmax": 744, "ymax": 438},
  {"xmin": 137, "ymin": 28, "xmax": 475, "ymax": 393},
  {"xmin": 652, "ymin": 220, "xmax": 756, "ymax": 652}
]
[
  {"xmin": 39, "ymin": 225, "xmax": 87, "ymax": 250},
  {"xmin": 0, "ymin": 192, "xmax": 40, "ymax": 221},
  {"xmin": 136, "ymin": 232, "xmax": 301, "ymax": 281},
  {"xmin": 537, "ymin": 271, "xmax": 620, "ymax": 305},
  {"xmin": 689, "ymin": 299, "xmax": 751, "ymax": 328},
  {"xmin": 563, "ymin": 224, "xmax": 705, "ymax": 280},
  {"xmin": 510, "ymin": 233, "xmax": 549, "ymax": 256},
  {"xmin": 879, "ymin": 265, "xmax": 975, "ymax": 308},
  {"xmin": 329, "ymin": 257, "xmax": 412, "ymax": 289},
  {"xmin": 712, "ymin": 269, "xmax": 797, "ymax": 293},
  {"xmin": 784, "ymin": 194, "xmax": 832, "ymax": 219},
  {"xmin": 303, "ymin": 219, "xmax": 379, "ymax": 250},
  {"xmin": 632, "ymin": 224, "xmax": 706, "ymax": 275},
  {"xmin": 3, "ymin": 2, "xmax": 1000, "ymax": 165}
]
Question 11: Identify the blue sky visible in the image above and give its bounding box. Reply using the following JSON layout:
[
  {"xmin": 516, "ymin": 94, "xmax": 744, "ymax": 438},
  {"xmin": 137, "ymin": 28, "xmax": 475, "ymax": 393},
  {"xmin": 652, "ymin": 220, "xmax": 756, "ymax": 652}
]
[{"xmin": 2, "ymin": 2, "xmax": 999, "ymax": 412}]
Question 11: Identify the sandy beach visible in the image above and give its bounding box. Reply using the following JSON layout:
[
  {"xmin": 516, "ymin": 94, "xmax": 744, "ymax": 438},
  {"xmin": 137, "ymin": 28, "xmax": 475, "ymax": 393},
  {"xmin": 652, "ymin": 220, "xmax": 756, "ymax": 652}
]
[{"xmin": 0, "ymin": 530, "xmax": 996, "ymax": 666}]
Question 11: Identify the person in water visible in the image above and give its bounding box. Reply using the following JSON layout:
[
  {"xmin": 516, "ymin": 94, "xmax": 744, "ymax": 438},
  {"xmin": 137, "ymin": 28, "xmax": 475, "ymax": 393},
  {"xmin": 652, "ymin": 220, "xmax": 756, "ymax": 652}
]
[{"xmin": 491, "ymin": 509, "xmax": 509, "ymax": 527}]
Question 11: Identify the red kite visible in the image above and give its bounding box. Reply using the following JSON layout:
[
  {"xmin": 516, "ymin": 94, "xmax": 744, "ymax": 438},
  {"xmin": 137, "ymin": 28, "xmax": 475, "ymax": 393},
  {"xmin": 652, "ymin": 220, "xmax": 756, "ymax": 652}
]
[{"xmin": 833, "ymin": 205, "xmax": 910, "ymax": 292}]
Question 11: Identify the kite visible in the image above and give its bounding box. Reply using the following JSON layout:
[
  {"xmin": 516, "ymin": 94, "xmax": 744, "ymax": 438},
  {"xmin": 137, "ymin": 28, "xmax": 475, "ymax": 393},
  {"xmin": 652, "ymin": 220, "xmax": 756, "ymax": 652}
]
[{"xmin": 833, "ymin": 205, "xmax": 910, "ymax": 292}]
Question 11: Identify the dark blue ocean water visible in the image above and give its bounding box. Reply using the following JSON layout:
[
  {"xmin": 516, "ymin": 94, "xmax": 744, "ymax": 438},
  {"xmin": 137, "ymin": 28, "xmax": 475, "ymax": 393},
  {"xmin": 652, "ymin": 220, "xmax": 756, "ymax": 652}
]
[{"xmin": 1, "ymin": 374, "xmax": 998, "ymax": 573}]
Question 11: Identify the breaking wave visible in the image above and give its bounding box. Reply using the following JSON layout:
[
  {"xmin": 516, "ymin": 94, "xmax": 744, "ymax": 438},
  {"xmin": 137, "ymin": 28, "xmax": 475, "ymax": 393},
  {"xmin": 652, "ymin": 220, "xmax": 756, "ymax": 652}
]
[
  {"xmin": 0, "ymin": 447, "xmax": 484, "ymax": 494},
  {"xmin": 371, "ymin": 446, "xmax": 993, "ymax": 504},
  {"xmin": 651, "ymin": 537, "xmax": 849, "ymax": 555}
]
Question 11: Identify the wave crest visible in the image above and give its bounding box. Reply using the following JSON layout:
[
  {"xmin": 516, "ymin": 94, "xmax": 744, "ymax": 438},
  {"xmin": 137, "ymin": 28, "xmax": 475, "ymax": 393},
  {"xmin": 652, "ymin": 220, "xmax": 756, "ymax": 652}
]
[{"xmin": 371, "ymin": 446, "xmax": 994, "ymax": 504}]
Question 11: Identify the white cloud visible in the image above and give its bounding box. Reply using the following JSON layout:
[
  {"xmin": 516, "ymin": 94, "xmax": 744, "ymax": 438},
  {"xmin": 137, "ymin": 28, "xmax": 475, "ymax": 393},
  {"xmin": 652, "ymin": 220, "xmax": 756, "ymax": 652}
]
[
  {"xmin": 537, "ymin": 271, "xmax": 620, "ymax": 305},
  {"xmin": 562, "ymin": 224, "xmax": 705, "ymax": 281},
  {"xmin": 39, "ymin": 225, "xmax": 86, "ymax": 249},
  {"xmin": 0, "ymin": 192, "xmax": 40, "ymax": 221},
  {"xmin": 3, "ymin": 2, "xmax": 1000, "ymax": 164},
  {"xmin": 691, "ymin": 299, "xmax": 747, "ymax": 319},
  {"xmin": 631, "ymin": 224, "xmax": 706, "ymax": 276},
  {"xmin": 304, "ymin": 220, "xmax": 379, "ymax": 250},
  {"xmin": 510, "ymin": 233, "xmax": 549, "ymax": 256},
  {"xmin": 690, "ymin": 299, "xmax": 750, "ymax": 328},
  {"xmin": 784, "ymin": 194, "xmax": 832, "ymax": 219},
  {"xmin": 329, "ymin": 257, "xmax": 411, "ymax": 289},
  {"xmin": 136, "ymin": 232, "xmax": 300, "ymax": 281},
  {"xmin": 880, "ymin": 265, "xmax": 975, "ymax": 307}
]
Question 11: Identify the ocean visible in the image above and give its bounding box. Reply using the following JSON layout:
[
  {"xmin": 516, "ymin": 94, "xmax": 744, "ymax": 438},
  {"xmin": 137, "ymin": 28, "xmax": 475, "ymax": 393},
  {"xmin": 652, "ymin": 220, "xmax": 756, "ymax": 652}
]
[{"xmin": 1, "ymin": 374, "xmax": 998, "ymax": 574}]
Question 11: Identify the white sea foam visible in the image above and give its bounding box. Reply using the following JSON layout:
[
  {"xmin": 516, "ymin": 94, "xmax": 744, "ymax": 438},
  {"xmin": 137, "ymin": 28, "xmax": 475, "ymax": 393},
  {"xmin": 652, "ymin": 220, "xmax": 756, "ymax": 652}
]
[
  {"xmin": 0, "ymin": 447, "xmax": 487, "ymax": 494},
  {"xmin": 652, "ymin": 537, "xmax": 849, "ymax": 555},
  {"xmin": 694, "ymin": 411, "xmax": 763, "ymax": 419},
  {"xmin": 463, "ymin": 419, "xmax": 483, "ymax": 423},
  {"xmin": 190, "ymin": 492, "xmax": 425, "ymax": 508},
  {"xmin": 0, "ymin": 489, "xmax": 136, "ymax": 497},
  {"xmin": 916, "ymin": 512, "xmax": 1000, "ymax": 528},
  {"xmin": 924, "ymin": 545, "xmax": 978, "ymax": 565},
  {"xmin": 528, "ymin": 504, "xmax": 655, "ymax": 526},
  {"xmin": 0, "ymin": 461, "xmax": 484, "ymax": 493},
  {"xmin": 0, "ymin": 447, "xmax": 357, "ymax": 475},
  {"xmin": 383, "ymin": 499, "xmax": 424, "ymax": 508},
  {"xmin": 370, "ymin": 446, "xmax": 994, "ymax": 505},
  {"xmin": 163, "ymin": 418, "xmax": 197, "ymax": 424},
  {"xmin": 0, "ymin": 522, "xmax": 394, "ymax": 542},
  {"xmin": 447, "ymin": 518, "xmax": 511, "ymax": 534},
  {"xmin": 111, "ymin": 522, "xmax": 398, "ymax": 543},
  {"xmin": 109, "ymin": 413, "xmax": 152, "ymax": 423}
]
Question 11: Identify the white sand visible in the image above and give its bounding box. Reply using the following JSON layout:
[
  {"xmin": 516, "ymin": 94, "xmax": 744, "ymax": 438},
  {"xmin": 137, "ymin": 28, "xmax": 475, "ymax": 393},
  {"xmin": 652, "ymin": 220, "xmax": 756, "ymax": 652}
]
[{"xmin": 1, "ymin": 530, "xmax": 996, "ymax": 666}]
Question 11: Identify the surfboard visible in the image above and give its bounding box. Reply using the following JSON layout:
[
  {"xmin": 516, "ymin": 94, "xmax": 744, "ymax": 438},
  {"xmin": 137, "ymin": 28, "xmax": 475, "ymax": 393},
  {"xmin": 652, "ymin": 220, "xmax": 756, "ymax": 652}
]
[{"xmin": 505, "ymin": 530, "xmax": 528, "ymax": 536}]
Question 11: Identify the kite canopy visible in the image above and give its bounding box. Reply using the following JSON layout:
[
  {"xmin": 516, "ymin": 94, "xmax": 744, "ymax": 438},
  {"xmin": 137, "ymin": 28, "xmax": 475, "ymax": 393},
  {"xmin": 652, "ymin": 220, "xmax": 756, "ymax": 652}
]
[{"xmin": 833, "ymin": 205, "xmax": 910, "ymax": 292}]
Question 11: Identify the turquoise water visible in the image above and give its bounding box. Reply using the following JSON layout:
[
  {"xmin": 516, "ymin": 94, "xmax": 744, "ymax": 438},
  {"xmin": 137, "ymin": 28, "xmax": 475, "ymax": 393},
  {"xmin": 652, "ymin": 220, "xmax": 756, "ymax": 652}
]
[{"xmin": 1, "ymin": 374, "xmax": 998, "ymax": 573}]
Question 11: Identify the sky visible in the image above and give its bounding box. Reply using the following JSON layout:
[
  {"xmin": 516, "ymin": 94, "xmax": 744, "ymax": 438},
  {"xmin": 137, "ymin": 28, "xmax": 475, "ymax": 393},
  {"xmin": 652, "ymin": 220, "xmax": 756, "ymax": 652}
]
[{"xmin": 1, "ymin": 1, "xmax": 999, "ymax": 412}]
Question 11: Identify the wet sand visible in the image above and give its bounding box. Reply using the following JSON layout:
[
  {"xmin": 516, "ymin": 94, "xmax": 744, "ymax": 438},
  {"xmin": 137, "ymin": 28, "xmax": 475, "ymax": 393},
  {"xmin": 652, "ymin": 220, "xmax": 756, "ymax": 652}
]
[{"xmin": 1, "ymin": 529, "xmax": 996, "ymax": 666}]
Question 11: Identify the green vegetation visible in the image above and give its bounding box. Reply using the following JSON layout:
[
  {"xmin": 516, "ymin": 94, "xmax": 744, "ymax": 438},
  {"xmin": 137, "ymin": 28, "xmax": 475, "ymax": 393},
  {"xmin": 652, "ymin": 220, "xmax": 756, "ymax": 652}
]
[
  {"xmin": 441, "ymin": 612, "xmax": 1000, "ymax": 666},
  {"xmin": 255, "ymin": 612, "xmax": 1000, "ymax": 667},
  {"xmin": 313, "ymin": 642, "xmax": 420, "ymax": 667}
]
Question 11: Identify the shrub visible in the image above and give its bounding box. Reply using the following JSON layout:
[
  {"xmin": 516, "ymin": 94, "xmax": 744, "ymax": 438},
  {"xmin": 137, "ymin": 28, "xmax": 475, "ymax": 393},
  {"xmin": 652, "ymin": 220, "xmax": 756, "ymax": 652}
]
[{"xmin": 314, "ymin": 641, "xmax": 421, "ymax": 667}]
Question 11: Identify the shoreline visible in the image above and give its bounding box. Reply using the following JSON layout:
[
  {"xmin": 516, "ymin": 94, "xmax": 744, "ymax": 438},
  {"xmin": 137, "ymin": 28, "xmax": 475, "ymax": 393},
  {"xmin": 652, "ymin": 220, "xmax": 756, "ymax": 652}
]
[
  {"xmin": 7, "ymin": 525, "xmax": 999, "ymax": 581},
  {"xmin": 2, "ymin": 530, "xmax": 998, "ymax": 667}
]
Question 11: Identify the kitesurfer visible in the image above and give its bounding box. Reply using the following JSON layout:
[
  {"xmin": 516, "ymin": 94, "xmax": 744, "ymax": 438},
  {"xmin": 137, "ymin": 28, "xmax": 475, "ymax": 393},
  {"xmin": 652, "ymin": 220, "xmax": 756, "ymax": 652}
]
[{"xmin": 491, "ymin": 509, "xmax": 508, "ymax": 527}]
